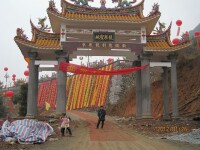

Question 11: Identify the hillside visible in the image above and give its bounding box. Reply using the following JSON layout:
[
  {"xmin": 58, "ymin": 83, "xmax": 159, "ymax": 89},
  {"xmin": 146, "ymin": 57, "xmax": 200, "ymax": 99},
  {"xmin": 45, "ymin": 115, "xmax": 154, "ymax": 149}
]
[
  {"xmin": 189, "ymin": 23, "xmax": 200, "ymax": 37},
  {"xmin": 107, "ymin": 52, "xmax": 200, "ymax": 119}
]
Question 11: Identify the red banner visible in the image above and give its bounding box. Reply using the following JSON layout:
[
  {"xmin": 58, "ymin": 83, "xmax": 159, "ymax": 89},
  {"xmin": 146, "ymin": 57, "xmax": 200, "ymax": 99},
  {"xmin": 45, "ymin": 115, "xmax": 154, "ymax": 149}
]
[{"xmin": 59, "ymin": 62, "xmax": 147, "ymax": 75}]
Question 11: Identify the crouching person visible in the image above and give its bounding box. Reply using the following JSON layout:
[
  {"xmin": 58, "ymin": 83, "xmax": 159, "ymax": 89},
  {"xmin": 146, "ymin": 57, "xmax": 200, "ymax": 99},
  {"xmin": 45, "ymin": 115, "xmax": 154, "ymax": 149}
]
[{"xmin": 60, "ymin": 113, "xmax": 72, "ymax": 137}]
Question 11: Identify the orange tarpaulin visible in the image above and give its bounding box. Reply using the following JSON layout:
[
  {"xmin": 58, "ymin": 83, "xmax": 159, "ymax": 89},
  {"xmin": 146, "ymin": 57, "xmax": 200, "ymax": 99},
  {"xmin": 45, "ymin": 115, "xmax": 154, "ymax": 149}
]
[{"xmin": 59, "ymin": 62, "xmax": 147, "ymax": 75}]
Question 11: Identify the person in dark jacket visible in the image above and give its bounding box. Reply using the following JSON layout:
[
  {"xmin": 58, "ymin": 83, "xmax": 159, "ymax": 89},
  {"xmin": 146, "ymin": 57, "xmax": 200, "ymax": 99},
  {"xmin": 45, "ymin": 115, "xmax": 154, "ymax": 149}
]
[{"xmin": 96, "ymin": 106, "xmax": 106, "ymax": 129}]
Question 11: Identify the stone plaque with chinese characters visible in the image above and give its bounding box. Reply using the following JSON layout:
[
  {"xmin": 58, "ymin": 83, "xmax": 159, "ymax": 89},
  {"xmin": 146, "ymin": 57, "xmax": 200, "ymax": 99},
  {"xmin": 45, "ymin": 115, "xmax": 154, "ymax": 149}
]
[{"xmin": 93, "ymin": 32, "xmax": 115, "ymax": 42}]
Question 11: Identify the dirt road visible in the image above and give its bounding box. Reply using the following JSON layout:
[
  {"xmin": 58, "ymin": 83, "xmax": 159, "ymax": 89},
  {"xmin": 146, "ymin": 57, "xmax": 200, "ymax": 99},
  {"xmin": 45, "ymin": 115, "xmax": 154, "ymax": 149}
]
[{"xmin": 29, "ymin": 111, "xmax": 199, "ymax": 150}]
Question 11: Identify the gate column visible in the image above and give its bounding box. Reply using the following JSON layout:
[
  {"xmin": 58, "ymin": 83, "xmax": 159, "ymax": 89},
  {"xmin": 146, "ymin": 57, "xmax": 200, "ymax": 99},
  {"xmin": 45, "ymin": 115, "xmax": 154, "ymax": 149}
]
[
  {"xmin": 141, "ymin": 53, "xmax": 152, "ymax": 119},
  {"xmin": 26, "ymin": 52, "xmax": 38, "ymax": 118},
  {"xmin": 56, "ymin": 51, "xmax": 68, "ymax": 114},
  {"xmin": 168, "ymin": 54, "xmax": 179, "ymax": 119},
  {"xmin": 163, "ymin": 67, "xmax": 170, "ymax": 120},
  {"xmin": 134, "ymin": 60, "xmax": 142, "ymax": 119}
]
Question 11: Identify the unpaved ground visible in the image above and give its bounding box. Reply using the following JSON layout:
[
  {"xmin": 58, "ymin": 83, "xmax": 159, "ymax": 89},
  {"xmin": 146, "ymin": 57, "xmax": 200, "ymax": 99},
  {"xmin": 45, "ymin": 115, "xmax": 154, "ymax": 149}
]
[{"xmin": 25, "ymin": 111, "xmax": 199, "ymax": 150}]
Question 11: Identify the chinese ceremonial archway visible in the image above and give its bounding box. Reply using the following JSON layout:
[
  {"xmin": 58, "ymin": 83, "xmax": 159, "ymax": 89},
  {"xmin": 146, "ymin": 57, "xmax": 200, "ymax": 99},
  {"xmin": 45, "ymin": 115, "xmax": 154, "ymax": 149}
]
[{"xmin": 59, "ymin": 62, "xmax": 147, "ymax": 75}]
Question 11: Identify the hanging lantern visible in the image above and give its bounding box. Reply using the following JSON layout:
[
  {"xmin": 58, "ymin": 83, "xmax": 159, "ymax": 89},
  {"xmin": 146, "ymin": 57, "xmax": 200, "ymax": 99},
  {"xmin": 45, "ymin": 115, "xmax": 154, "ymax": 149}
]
[
  {"xmin": 12, "ymin": 74, "xmax": 16, "ymax": 78},
  {"xmin": 4, "ymin": 67, "xmax": 8, "ymax": 71},
  {"xmin": 5, "ymin": 91, "xmax": 14, "ymax": 112},
  {"xmin": 184, "ymin": 31, "xmax": 189, "ymax": 37},
  {"xmin": 5, "ymin": 90, "xmax": 14, "ymax": 98},
  {"xmin": 176, "ymin": 20, "xmax": 182, "ymax": 36},
  {"xmin": 24, "ymin": 70, "xmax": 29, "ymax": 76},
  {"xmin": 12, "ymin": 77, "xmax": 16, "ymax": 81},
  {"xmin": 107, "ymin": 58, "xmax": 113, "ymax": 63},
  {"xmin": 172, "ymin": 38, "xmax": 180, "ymax": 45},
  {"xmin": 194, "ymin": 31, "xmax": 200, "ymax": 36},
  {"xmin": 194, "ymin": 32, "xmax": 200, "ymax": 49}
]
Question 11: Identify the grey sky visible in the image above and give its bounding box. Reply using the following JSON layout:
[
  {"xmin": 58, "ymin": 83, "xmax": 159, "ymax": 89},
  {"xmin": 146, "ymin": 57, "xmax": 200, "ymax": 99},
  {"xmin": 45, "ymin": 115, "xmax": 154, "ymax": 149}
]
[{"xmin": 0, "ymin": 0, "xmax": 200, "ymax": 86}]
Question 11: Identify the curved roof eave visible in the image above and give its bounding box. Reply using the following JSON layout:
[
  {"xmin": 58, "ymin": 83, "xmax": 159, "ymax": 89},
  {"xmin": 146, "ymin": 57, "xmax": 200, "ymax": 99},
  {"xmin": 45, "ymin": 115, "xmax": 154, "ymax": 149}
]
[
  {"xmin": 61, "ymin": 0, "xmax": 145, "ymax": 13},
  {"xmin": 47, "ymin": 8, "xmax": 160, "ymax": 34},
  {"xmin": 14, "ymin": 37, "xmax": 62, "ymax": 51},
  {"xmin": 144, "ymin": 42, "xmax": 191, "ymax": 53},
  {"xmin": 30, "ymin": 20, "xmax": 60, "ymax": 40}
]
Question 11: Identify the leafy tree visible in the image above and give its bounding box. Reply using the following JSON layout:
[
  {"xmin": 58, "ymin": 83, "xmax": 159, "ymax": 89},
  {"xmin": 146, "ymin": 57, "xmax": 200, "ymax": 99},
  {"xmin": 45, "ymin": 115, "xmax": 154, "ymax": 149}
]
[
  {"xmin": 0, "ymin": 81, "xmax": 3, "ymax": 90},
  {"xmin": 14, "ymin": 83, "xmax": 28, "ymax": 116},
  {"xmin": 15, "ymin": 78, "xmax": 26, "ymax": 87},
  {"xmin": 0, "ymin": 95, "xmax": 6, "ymax": 118}
]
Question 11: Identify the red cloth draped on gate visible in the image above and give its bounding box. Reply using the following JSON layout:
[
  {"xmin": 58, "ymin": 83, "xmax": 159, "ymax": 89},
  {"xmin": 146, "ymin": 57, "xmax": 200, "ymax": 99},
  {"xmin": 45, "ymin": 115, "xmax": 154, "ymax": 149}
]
[{"xmin": 59, "ymin": 62, "xmax": 147, "ymax": 75}]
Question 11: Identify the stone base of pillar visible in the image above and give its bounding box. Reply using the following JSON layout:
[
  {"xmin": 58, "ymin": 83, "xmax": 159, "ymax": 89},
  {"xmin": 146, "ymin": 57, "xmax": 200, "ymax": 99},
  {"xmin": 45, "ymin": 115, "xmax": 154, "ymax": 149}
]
[
  {"xmin": 136, "ymin": 117, "xmax": 142, "ymax": 120},
  {"xmin": 25, "ymin": 114, "xmax": 35, "ymax": 119},
  {"xmin": 163, "ymin": 115, "xmax": 171, "ymax": 121},
  {"xmin": 141, "ymin": 114, "xmax": 153, "ymax": 119},
  {"xmin": 172, "ymin": 116, "xmax": 180, "ymax": 121}
]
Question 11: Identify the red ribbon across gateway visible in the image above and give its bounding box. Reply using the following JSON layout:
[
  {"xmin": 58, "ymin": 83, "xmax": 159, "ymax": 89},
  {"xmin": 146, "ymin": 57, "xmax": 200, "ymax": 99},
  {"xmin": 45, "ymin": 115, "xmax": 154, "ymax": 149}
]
[{"xmin": 59, "ymin": 62, "xmax": 148, "ymax": 75}]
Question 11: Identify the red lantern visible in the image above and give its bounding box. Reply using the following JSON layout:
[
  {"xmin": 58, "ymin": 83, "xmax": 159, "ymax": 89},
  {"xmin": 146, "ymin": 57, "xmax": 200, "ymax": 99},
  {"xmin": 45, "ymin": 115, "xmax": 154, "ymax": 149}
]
[
  {"xmin": 184, "ymin": 31, "xmax": 189, "ymax": 37},
  {"xmin": 172, "ymin": 38, "xmax": 180, "ymax": 45},
  {"xmin": 12, "ymin": 77, "xmax": 16, "ymax": 81},
  {"xmin": 107, "ymin": 58, "xmax": 113, "ymax": 63},
  {"xmin": 24, "ymin": 70, "xmax": 29, "ymax": 76},
  {"xmin": 12, "ymin": 74, "xmax": 16, "ymax": 78},
  {"xmin": 5, "ymin": 90, "xmax": 14, "ymax": 98},
  {"xmin": 176, "ymin": 20, "xmax": 182, "ymax": 26},
  {"xmin": 176, "ymin": 20, "xmax": 182, "ymax": 36},
  {"xmin": 194, "ymin": 31, "xmax": 200, "ymax": 49},
  {"xmin": 194, "ymin": 31, "xmax": 200, "ymax": 37},
  {"xmin": 4, "ymin": 67, "xmax": 8, "ymax": 71}
]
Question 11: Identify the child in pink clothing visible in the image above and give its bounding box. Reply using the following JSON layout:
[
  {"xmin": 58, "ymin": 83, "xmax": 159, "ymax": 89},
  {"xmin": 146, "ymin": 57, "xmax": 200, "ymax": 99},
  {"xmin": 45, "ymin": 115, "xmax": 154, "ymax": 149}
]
[{"xmin": 60, "ymin": 113, "xmax": 72, "ymax": 137}]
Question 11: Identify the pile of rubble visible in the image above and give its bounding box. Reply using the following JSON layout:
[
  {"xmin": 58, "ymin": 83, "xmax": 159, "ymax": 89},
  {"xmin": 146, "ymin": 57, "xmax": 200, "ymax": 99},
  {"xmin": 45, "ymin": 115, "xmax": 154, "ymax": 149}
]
[{"xmin": 167, "ymin": 128, "xmax": 200, "ymax": 144}]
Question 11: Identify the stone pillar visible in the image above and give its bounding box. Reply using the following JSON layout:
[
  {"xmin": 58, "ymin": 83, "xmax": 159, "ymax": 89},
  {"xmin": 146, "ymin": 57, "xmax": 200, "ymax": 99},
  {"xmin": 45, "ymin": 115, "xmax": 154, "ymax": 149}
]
[
  {"xmin": 56, "ymin": 51, "xmax": 68, "ymax": 114},
  {"xmin": 134, "ymin": 60, "xmax": 142, "ymax": 119},
  {"xmin": 26, "ymin": 52, "xmax": 38, "ymax": 118},
  {"xmin": 162, "ymin": 67, "xmax": 170, "ymax": 120},
  {"xmin": 168, "ymin": 54, "xmax": 179, "ymax": 119},
  {"xmin": 141, "ymin": 53, "xmax": 152, "ymax": 119}
]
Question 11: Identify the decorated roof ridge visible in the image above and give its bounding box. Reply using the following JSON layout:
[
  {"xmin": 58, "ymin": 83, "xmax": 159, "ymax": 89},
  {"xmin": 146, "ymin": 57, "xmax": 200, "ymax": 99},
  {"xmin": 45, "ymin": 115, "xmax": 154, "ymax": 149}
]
[
  {"xmin": 146, "ymin": 21, "xmax": 190, "ymax": 48},
  {"xmin": 146, "ymin": 22, "xmax": 172, "ymax": 43},
  {"xmin": 47, "ymin": 4, "xmax": 161, "ymax": 23},
  {"xmin": 61, "ymin": 0, "xmax": 145, "ymax": 12},
  {"xmin": 14, "ymin": 35, "xmax": 62, "ymax": 50},
  {"xmin": 30, "ymin": 20, "xmax": 60, "ymax": 42},
  {"xmin": 49, "ymin": 0, "xmax": 159, "ymax": 19},
  {"xmin": 14, "ymin": 21, "xmax": 62, "ymax": 50},
  {"xmin": 145, "ymin": 23, "xmax": 191, "ymax": 52}
]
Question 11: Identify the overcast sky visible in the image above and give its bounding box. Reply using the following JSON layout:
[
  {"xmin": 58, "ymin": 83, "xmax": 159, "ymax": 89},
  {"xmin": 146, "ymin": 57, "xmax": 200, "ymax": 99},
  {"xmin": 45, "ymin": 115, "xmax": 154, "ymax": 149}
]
[{"xmin": 0, "ymin": 0, "xmax": 200, "ymax": 86}]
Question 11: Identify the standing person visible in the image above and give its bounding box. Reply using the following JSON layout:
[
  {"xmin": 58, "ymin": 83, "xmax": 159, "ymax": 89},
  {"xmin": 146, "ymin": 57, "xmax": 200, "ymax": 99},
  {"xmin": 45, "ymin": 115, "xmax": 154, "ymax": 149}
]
[
  {"xmin": 60, "ymin": 113, "xmax": 72, "ymax": 137},
  {"xmin": 96, "ymin": 106, "xmax": 106, "ymax": 129}
]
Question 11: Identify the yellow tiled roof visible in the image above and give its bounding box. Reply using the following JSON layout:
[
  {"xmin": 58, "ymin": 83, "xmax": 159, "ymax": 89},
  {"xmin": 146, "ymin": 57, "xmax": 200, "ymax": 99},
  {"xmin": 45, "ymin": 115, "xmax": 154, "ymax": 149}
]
[
  {"xmin": 145, "ymin": 40, "xmax": 191, "ymax": 52},
  {"xmin": 65, "ymin": 12, "xmax": 141, "ymax": 21},
  {"xmin": 47, "ymin": 0, "xmax": 162, "ymax": 22},
  {"xmin": 35, "ymin": 38, "xmax": 61, "ymax": 48},
  {"xmin": 15, "ymin": 36, "xmax": 62, "ymax": 50},
  {"xmin": 146, "ymin": 41, "xmax": 171, "ymax": 49},
  {"xmin": 14, "ymin": 21, "xmax": 62, "ymax": 49}
]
